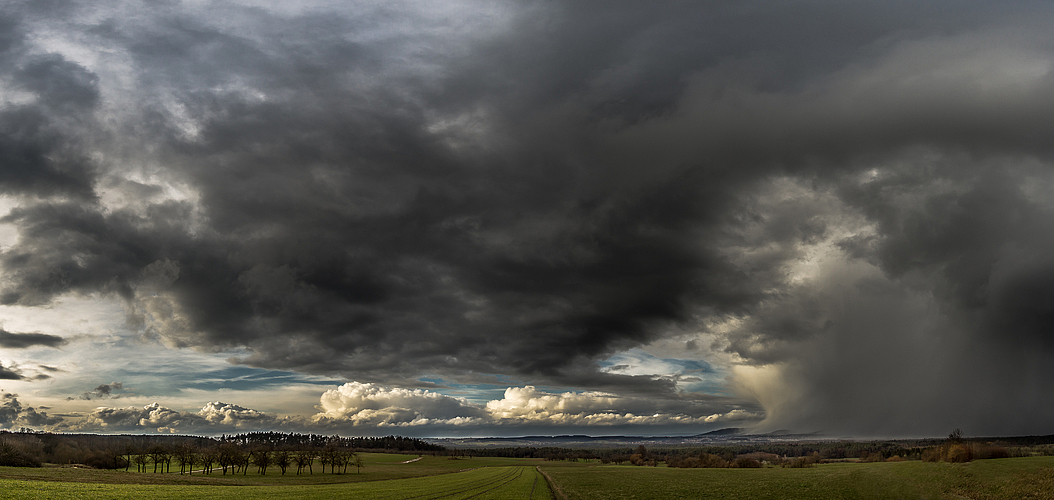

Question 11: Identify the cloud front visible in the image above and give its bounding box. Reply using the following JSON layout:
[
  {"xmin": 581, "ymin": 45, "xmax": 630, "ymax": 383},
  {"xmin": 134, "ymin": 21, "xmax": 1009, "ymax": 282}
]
[{"xmin": 0, "ymin": 0, "xmax": 1053, "ymax": 437}]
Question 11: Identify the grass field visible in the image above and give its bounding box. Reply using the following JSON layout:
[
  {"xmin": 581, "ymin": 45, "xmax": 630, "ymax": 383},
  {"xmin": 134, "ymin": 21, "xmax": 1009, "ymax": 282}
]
[
  {"xmin": 543, "ymin": 456, "xmax": 1054, "ymax": 500},
  {"xmin": 0, "ymin": 465, "xmax": 552, "ymax": 500},
  {"xmin": 0, "ymin": 453, "xmax": 551, "ymax": 486},
  {"xmin": 0, "ymin": 454, "xmax": 1052, "ymax": 499}
]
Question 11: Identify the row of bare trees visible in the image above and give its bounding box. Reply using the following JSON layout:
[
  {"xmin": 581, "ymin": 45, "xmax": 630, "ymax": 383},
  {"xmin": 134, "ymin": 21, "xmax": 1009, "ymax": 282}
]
[{"xmin": 119, "ymin": 441, "xmax": 364, "ymax": 475}]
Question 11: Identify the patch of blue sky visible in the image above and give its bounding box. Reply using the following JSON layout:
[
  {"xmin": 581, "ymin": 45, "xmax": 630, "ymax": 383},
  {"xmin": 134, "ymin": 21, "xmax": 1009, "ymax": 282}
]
[
  {"xmin": 416, "ymin": 377, "xmax": 515, "ymax": 404},
  {"xmin": 599, "ymin": 348, "xmax": 713, "ymax": 375},
  {"xmin": 599, "ymin": 348, "xmax": 727, "ymax": 394},
  {"xmin": 112, "ymin": 365, "xmax": 342, "ymax": 394}
]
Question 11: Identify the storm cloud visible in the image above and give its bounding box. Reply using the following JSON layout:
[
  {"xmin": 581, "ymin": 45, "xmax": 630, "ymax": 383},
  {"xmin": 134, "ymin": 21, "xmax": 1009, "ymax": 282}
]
[{"xmin": 2, "ymin": 0, "xmax": 1054, "ymax": 436}]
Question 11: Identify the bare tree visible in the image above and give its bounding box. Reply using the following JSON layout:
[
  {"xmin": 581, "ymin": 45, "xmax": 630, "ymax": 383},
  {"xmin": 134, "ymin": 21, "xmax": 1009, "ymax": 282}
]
[
  {"xmin": 218, "ymin": 443, "xmax": 241, "ymax": 475},
  {"xmin": 124, "ymin": 443, "xmax": 136, "ymax": 471},
  {"xmin": 274, "ymin": 450, "xmax": 290, "ymax": 475},
  {"xmin": 199, "ymin": 448, "xmax": 217, "ymax": 474},
  {"xmin": 105, "ymin": 445, "xmax": 126, "ymax": 470},
  {"xmin": 133, "ymin": 450, "xmax": 148, "ymax": 473},
  {"xmin": 149, "ymin": 445, "xmax": 167, "ymax": 473},
  {"xmin": 240, "ymin": 448, "xmax": 252, "ymax": 475},
  {"xmin": 253, "ymin": 449, "xmax": 272, "ymax": 475},
  {"xmin": 292, "ymin": 450, "xmax": 309, "ymax": 475},
  {"xmin": 175, "ymin": 442, "xmax": 196, "ymax": 475},
  {"xmin": 161, "ymin": 449, "xmax": 173, "ymax": 473},
  {"xmin": 318, "ymin": 447, "xmax": 331, "ymax": 474}
]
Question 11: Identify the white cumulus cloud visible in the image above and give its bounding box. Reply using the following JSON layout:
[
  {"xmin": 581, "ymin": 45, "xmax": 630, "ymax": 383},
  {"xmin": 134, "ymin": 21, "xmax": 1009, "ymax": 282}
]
[
  {"xmin": 68, "ymin": 401, "xmax": 280, "ymax": 433},
  {"xmin": 312, "ymin": 382, "xmax": 487, "ymax": 427},
  {"xmin": 309, "ymin": 383, "xmax": 766, "ymax": 430}
]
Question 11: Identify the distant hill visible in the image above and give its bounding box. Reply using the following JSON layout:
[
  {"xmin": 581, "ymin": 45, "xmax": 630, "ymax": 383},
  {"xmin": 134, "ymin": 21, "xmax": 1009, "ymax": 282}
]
[
  {"xmin": 425, "ymin": 429, "xmax": 835, "ymax": 449},
  {"xmin": 693, "ymin": 428, "xmax": 743, "ymax": 437}
]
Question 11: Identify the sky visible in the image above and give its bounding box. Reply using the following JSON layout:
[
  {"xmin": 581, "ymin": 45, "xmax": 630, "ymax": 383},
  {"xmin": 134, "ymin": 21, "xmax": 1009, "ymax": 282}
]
[{"xmin": 1, "ymin": 0, "xmax": 1054, "ymax": 438}]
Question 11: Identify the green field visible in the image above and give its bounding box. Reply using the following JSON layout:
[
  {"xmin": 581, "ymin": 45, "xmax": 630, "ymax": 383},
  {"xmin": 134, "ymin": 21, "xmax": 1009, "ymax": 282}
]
[
  {"xmin": 0, "ymin": 465, "xmax": 551, "ymax": 500},
  {"xmin": 544, "ymin": 457, "xmax": 1054, "ymax": 500},
  {"xmin": 1, "ymin": 454, "xmax": 1053, "ymax": 499}
]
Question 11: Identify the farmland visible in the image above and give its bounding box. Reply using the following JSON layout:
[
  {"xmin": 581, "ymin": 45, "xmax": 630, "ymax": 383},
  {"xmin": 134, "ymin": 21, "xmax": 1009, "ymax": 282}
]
[
  {"xmin": 1, "ymin": 453, "xmax": 1053, "ymax": 499},
  {"xmin": 543, "ymin": 456, "xmax": 1054, "ymax": 499},
  {"xmin": 0, "ymin": 464, "xmax": 551, "ymax": 500}
]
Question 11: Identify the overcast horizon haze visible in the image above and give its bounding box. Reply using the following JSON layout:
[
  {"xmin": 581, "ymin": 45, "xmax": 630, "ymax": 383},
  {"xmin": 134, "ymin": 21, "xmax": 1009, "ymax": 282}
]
[{"xmin": 1, "ymin": 0, "xmax": 1054, "ymax": 439}]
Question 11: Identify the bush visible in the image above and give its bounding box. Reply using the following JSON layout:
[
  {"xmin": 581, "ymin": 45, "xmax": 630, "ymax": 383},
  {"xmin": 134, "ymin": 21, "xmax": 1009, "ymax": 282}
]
[
  {"xmin": 738, "ymin": 452, "xmax": 780, "ymax": 464},
  {"xmin": 945, "ymin": 444, "xmax": 972, "ymax": 463},
  {"xmin": 860, "ymin": 452, "xmax": 885, "ymax": 463},
  {"xmin": 0, "ymin": 440, "xmax": 42, "ymax": 467},
  {"xmin": 667, "ymin": 453, "xmax": 731, "ymax": 468},
  {"xmin": 782, "ymin": 457, "xmax": 813, "ymax": 468},
  {"xmin": 971, "ymin": 444, "xmax": 1009, "ymax": 460},
  {"xmin": 83, "ymin": 453, "xmax": 129, "ymax": 469},
  {"xmin": 732, "ymin": 457, "xmax": 762, "ymax": 468}
]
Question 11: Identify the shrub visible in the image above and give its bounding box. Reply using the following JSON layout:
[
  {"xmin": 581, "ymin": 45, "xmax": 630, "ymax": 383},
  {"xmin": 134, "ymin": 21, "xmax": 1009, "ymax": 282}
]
[
  {"xmin": 0, "ymin": 440, "xmax": 42, "ymax": 467},
  {"xmin": 945, "ymin": 444, "xmax": 971, "ymax": 463},
  {"xmin": 971, "ymin": 444, "xmax": 1009, "ymax": 460},
  {"xmin": 83, "ymin": 453, "xmax": 129, "ymax": 469},
  {"xmin": 738, "ymin": 452, "xmax": 780, "ymax": 464},
  {"xmin": 732, "ymin": 457, "xmax": 762, "ymax": 468},
  {"xmin": 700, "ymin": 453, "xmax": 729, "ymax": 468},
  {"xmin": 861, "ymin": 452, "xmax": 885, "ymax": 463},
  {"xmin": 783, "ymin": 457, "xmax": 814, "ymax": 468},
  {"xmin": 667, "ymin": 453, "xmax": 731, "ymax": 468}
]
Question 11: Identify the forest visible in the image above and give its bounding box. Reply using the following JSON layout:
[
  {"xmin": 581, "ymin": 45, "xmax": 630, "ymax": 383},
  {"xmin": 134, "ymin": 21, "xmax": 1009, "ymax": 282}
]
[
  {"xmin": 0, "ymin": 430, "xmax": 441, "ymax": 472},
  {"xmin": 3, "ymin": 429, "xmax": 1054, "ymax": 473}
]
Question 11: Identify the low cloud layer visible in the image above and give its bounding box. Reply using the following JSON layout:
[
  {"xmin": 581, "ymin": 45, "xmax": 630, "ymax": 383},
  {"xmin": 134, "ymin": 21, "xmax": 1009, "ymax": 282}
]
[
  {"xmin": 313, "ymin": 382, "xmax": 487, "ymax": 428},
  {"xmin": 484, "ymin": 386, "xmax": 759, "ymax": 429},
  {"xmin": 40, "ymin": 382, "xmax": 761, "ymax": 436},
  {"xmin": 0, "ymin": 393, "xmax": 62, "ymax": 428},
  {"xmin": 69, "ymin": 401, "xmax": 281, "ymax": 434},
  {"xmin": 309, "ymin": 382, "xmax": 762, "ymax": 433},
  {"xmin": 1, "ymin": 1, "xmax": 1054, "ymax": 436}
]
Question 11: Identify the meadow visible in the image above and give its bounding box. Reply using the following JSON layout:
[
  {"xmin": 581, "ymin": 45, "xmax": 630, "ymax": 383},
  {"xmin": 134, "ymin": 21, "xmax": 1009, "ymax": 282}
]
[{"xmin": 0, "ymin": 453, "xmax": 1053, "ymax": 499}]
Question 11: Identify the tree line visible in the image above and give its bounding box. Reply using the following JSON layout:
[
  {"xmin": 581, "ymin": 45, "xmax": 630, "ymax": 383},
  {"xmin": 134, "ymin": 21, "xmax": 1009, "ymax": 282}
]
[
  {"xmin": 0, "ymin": 430, "xmax": 437, "ymax": 471},
  {"xmin": 3, "ymin": 428, "xmax": 1052, "ymax": 470}
]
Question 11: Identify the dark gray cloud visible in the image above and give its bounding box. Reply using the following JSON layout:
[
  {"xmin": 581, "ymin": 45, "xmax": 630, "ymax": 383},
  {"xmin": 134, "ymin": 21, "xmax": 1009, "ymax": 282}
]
[
  {"xmin": 0, "ymin": 363, "xmax": 26, "ymax": 380},
  {"xmin": 2, "ymin": 0, "xmax": 1054, "ymax": 435},
  {"xmin": 68, "ymin": 381, "xmax": 125, "ymax": 401},
  {"xmin": 0, "ymin": 11, "xmax": 98, "ymax": 200},
  {"xmin": 0, "ymin": 328, "xmax": 66, "ymax": 348}
]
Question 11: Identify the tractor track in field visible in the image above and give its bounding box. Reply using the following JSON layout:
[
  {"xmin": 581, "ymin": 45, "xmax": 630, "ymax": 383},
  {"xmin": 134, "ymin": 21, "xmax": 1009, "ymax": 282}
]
[{"xmin": 400, "ymin": 466, "xmax": 523, "ymax": 500}]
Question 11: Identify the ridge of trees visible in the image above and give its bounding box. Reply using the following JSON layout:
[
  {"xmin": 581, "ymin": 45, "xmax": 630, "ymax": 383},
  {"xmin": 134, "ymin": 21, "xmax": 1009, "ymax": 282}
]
[
  {"xmin": 0, "ymin": 430, "xmax": 441, "ymax": 470},
  {"xmin": 219, "ymin": 432, "xmax": 443, "ymax": 452},
  {"xmin": 2, "ymin": 428, "xmax": 1054, "ymax": 470}
]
